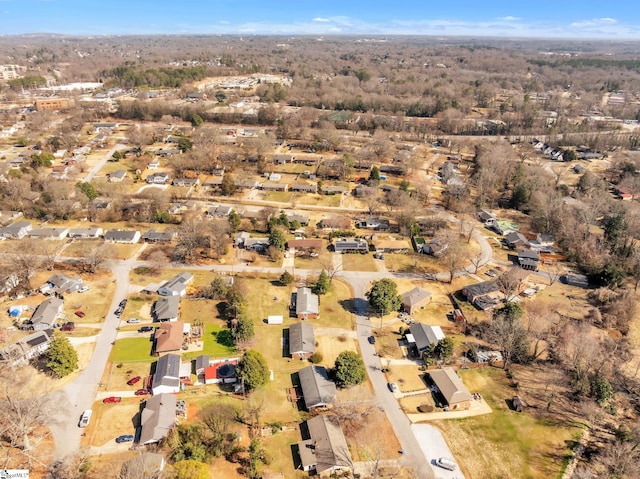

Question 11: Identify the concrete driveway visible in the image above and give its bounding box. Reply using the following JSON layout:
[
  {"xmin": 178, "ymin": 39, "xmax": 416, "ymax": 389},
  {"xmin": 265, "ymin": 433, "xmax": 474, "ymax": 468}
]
[{"xmin": 412, "ymin": 424, "xmax": 466, "ymax": 479}]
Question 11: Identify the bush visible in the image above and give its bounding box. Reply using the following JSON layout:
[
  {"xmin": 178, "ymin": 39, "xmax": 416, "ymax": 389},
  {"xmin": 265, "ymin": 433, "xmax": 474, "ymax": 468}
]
[
  {"xmin": 279, "ymin": 271, "xmax": 294, "ymax": 286},
  {"xmin": 309, "ymin": 352, "xmax": 323, "ymax": 364}
]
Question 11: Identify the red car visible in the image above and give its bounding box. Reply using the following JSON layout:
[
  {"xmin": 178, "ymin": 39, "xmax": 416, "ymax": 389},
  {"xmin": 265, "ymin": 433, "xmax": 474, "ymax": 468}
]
[
  {"xmin": 134, "ymin": 389, "xmax": 151, "ymax": 396},
  {"xmin": 74, "ymin": 310, "xmax": 86, "ymax": 318},
  {"xmin": 102, "ymin": 396, "xmax": 122, "ymax": 404},
  {"xmin": 127, "ymin": 376, "xmax": 141, "ymax": 386}
]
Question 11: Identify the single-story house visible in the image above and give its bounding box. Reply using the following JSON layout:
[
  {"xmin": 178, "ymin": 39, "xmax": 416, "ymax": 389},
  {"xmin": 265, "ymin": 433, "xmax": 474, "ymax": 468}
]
[
  {"xmin": 244, "ymin": 237, "xmax": 270, "ymax": 251},
  {"xmin": 421, "ymin": 239, "xmax": 448, "ymax": 257},
  {"xmin": 147, "ymin": 160, "xmax": 160, "ymax": 170},
  {"xmin": 427, "ymin": 367, "xmax": 473, "ymax": 410},
  {"xmin": 68, "ymin": 227, "xmax": 103, "ymax": 239},
  {"xmin": 151, "ymin": 353, "xmax": 182, "ymax": 395},
  {"xmin": 298, "ymin": 365, "xmax": 336, "ymax": 410},
  {"xmin": 108, "ymin": 169, "xmax": 127, "ymax": 182},
  {"xmin": 462, "ymin": 281, "xmax": 502, "ymax": 311},
  {"xmin": 477, "ymin": 209, "xmax": 496, "ymax": 227},
  {"xmin": 29, "ymin": 227, "xmax": 69, "ymax": 240},
  {"xmin": 333, "ymin": 238, "xmax": 368, "ymax": 254},
  {"xmin": 358, "ymin": 217, "xmax": 390, "ymax": 231},
  {"xmin": 373, "ymin": 238, "xmax": 410, "ymax": 254},
  {"xmin": 319, "ymin": 216, "xmax": 351, "ymax": 230},
  {"xmin": 517, "ymin": 249, "xmax": 540, "ymax": 271},
  {"xmin": 233, "ymin": 231, "xmax": 251, "ymax": 248},
  {"xmin": 141, "ymin": 229, "xmax": 175, "ymax": 243},
  {"xmin": 27, "ymin": 297, "xmax": 64, "ymax": 330},
  {"xmin": 261, "ymin": 181, "xmax": 288, "ymax": 191},
  {"xmin": 287, "ymin": 239, "xmax": 323, "ymax": 252},
  {"xmin": 0, "ymin": 221, "xmax": 32, "ymax": 239},
  {"xmin": 172, "ymin": 178, "xmax": 200, "ymax": 188},
  {"xmin": 40, "ymin": 273, "xmax": 84, "ymax": 295},
  {"xmin": 234, "ymin": 178, "xmax": 259, "ymax": 190},
  {"xmin": 408, "ymin": 323, "xmax": 445, "ymax": 355},
  {"xmin": 297, "ymin": 415, "xmax": 352, "ymax": 477},
  {"xmin": 153, "ymin": 322, "xmax": 185, "ymax": 355},
  {"xmin": 204, "ymin": 358, "xmax": 239, "ymax": 384},
  {"xmin": 506, "ymin": 232, "xmax": 530, "ymax": 249},
  {"xmin": 401, "ymin": 287, "xmax": 432, "ymax": 314},
  {"xmin": 287, "ymin": 214, "xmax": 310, "ymax": 226},
  {"xmin": 158, "ymin": 272, "xmax": 193, "ymax": 297},
  {"xmin": 146, "ymin": 172, "xmax": 170, "ymax": 184},
  {"xmin": 0, "ymin": 329, "xmax": 53, "ymax": 366},
  {"xmin": 294, "ymin": 287, "xmax": 319, "ymax": 320},
  {"xmin": 290, "ymin": 183, "xmax": 318, "ymax": 194},
  {"xmin": 104, "ymin": 230, "xmax": 141, "ymax": 244},
  {"xmin": 322, "ymin": 185, "xmax": 348, "ymax": 195},
  {"xmin": 139, "ymin": 393, "xmax": 177, "ymax": 445},
  {"xmin": 205, "ymin": 205, "xmax": 234, "ymax": 218},
  {"xmin": 562, "ymin": 273, "xmax": 589, "ymax": 288},
  {"xmin": 289, "ymin": 322, "xmax": 315, "ymax": 360},
  {"xmin": 152, "ymin": 296, "xmax": 180, "ymax": 322}
]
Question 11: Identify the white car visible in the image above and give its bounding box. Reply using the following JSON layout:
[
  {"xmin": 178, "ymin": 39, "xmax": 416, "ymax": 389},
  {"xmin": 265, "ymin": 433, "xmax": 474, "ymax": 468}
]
[
  {"xmin": 79, "ymin": 409, "xmax": 92, "ymax": 428},
  {"xmin": 78, "ymin": 285, "xmax": 90, "ymax": 293},
  {"xmin": 126, "ymin": 318, "xmax": 141, "ymax": 324}
]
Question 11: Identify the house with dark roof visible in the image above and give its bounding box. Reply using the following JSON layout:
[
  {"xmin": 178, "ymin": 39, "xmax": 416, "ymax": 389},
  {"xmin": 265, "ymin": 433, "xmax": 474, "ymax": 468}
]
[
  {"xmin": 462, "ymin": 281, "xmax": 502, "ymax": 311},
  {"xmin": 298, "ymin": 365, "xmax": 336, "ymax": 410},
  {"xmin": 506, "ymin": 231, "xmax": 530, "ymax": 249},
  {"xmin": 401, "ymin": 287, "xmax": 432, "ymax": 314},
  {"xmin": 139, "ymin": 393, "xmax": 177, "ymax": 445},
  {"xmin": 29, "ymin": 227, "xmax": 69, "ymax": 240},
  {"xmin": 297, "ymin": 415, "xmax": 352, "ymax": 477},
  {"xmin": 287, "ymin": 214, "xmax": 310, "ymax": 226},
  {"xmin": 151, "ymin": 354, "xmax": 182, "ymax": 395},
  {"xmin": 104, "ymin": 230, "xmax": 141, "ymax": 243},
  {"xmin": 477, "ymin": 209, "xmax": 497, "ymax": 227},
  {"xmin": 0, "ymin": 329, "xmax": 52, "ymax": 366},
  {"xmin": 153, "ymin": 322, "xmax": 185, "ymax": 355},
  {"xmin": 290, "ymin": 183, "xmax": 318, "ymax": 194},
  {"xmin": 194, "ymin": 355, "xmax": 210, "ymax": 376},
  {"xmin": 407, "ymin": 323, "xmax": 445, "ymax": 355},
  {"xmin": 333, "ymin": 237, "xmax": 368, "ymax": 254},
  {"xmin": 289, "ymin": 322, "xmax": 315, "ymax": 359},
  {"xmin": 141, "ymin": 229, "xmax": 175, "ymax": 243},
  {"xmin": 295, "ymin": 287, "xmax": 319, "ymax": 320},
  {"xmin": 517, "ymin": 249, "xmax": 540, "ymax": 271},
  {"xmin": 27, "ymin": 297, "xmax": 63, "ymax": 330},
  {"xmin": 40, "ymin": 273, "xmax": 84, "ymax": 295},
  {"xmin": 244, "ymin": 237, "xmax": 270, "ymax": 251},
  {"xmin": 427, "ymin": 367, "xmax": 473, "ymax": 410},
  {"xmin": 158, "ymin": 273, "xmax": 193, "ymax": 297},
  {"xmin": 108, "ymin": 169, "xmax": 127, "ymax": 183},
  {"xmin": 152, "ymin": 296, "xmax": 180, "ymax": 322},
  {"xmin": 421, "ymin": 239, "xmax": 448, "ymax": 257}
]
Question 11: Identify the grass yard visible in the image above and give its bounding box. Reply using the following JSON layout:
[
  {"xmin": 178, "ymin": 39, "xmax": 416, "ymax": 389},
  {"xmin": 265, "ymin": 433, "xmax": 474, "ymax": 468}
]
[
  {"xmin": 399, "ymin": 392, "xmax": 436, "ymax": 413},
  {"xmin": 109, "ymin": 337, "xmax": 155, "ymax": 363},
  {"xmin": 386, "ymin": 365, "xmax": 428, "ymax": 393},
  {"xmin": 341, "ymin": 253, "xmax": 378, "ymax": 272},
  {"xmin": 296, "ymin": 194, "xmax": 341, "ymax": 207},
  {"xmin": 103, "ymin": 360, "xmax": 154, "ymax": 391},
  {"xmin": 262, "ymin": 191, "xmax": 293, "ymax": 203},
  {"xmin": 258, "ymin": 428, "xmax": 300, "ymax": 479},
  {"xmin": 315, "ymin": 335, "xmax": 358, "ymax": 368},
  {"xmin": 183, "ymin": 322, "xmax": 236, "ymax": 360},
  {"xmin": 87, "ymin": 400, "xmax": 141, "ymax": 447},
  {"xmin": 433, "ymin": 367, "xmax": 575, "ymax": 479}
]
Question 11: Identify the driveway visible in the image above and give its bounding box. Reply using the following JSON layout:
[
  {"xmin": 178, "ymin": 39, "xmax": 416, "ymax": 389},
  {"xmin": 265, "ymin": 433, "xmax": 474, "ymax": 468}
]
[
  {"xmin": 412, "ymin": 424, "xmax": 466, "ymax": 479},
  {"xmin": 83, "ymin": 143, "xmax": 127, "ymax": 182}
]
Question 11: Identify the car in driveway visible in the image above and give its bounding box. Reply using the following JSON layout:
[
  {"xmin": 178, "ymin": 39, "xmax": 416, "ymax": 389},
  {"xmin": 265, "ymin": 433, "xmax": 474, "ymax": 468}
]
[
  {"xmin": 138, "ymin": 326, "xmax": 154, "ymax": 333},
  {"xmin": 485, "ymin": 269, "xmax": 498, "ymax": 277},
  {"xmin": 134, "ymin": 389, "xmax": 151, "ymax": 396},
  {"xmin": 114, "ymin": 307, "xmax": 124, "ymax": 316},
  {"xmin": 78, "ymin": 285, "xmax": 90, "ymax": 293},
  {"xmin": 126, "ymin": 318, "xmax": 140, "ymax": 324},
  {"xmin": 115, "ymin": 434, "xmax": 134, "ymax": 443},
  {"xmin": 435, "ymin": 457, "xmax": 457, "ymax": 471},
  {"xmin": 78, "ymin": 409, "xmax": 92, "ymax": 428},
  {"xmin": 368, "ymin": 335, "xmax": 376, "ymax": 344},
  {"xmin": 119, "ymin": 299, "xmax": 128, "ymax": 308},
  {"xmin": 127, "ymin": 376, "xmax": 141, "ymax": 386},
  {"xmin": 60, "ymin": 321, "xmax": 75, "ymax": 331},
  {"xmin": 388, "ymin": 382, "xmax": 399, "ymax": 393},
  {"xmin": 103, "ymin": 396, "xmax": 122, "ymax": 404}
]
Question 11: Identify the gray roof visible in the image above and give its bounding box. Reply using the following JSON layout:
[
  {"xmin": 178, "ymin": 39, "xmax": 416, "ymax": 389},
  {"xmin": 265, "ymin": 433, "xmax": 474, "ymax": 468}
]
[
  {"xmin": 298, "ymin": 415, "xmax": 352, "ymax": 474},
  {"xmin": 141, "ymin": 229, "xmax": 175, "ymax": 242},
  {"xmin": 401, "ymin": 287, "xmax": 432, "ymax": 308},
  {"xmin": 153, "ymin": 353, "xmax": 181, "ymax": 390},
  {"xmin": 152, "ymin": 296, "xmax": 180, "ymax": 321},
  {"xmin": 409, "ymin": 323, "xmax": 445, "ymax": 352},
  {"xmin": 333, "ymin": 238, "xmax": 368, "ymax": 253},
  {"xmin": 29, "ymin": 227, "xmax": 68, "ymax": 238},
  {"xmin": 104, "ymin": 230, "xmax": 139, "ymax": 242},
  {"xmin": 296, "ymin": 287, "xmax": 319, "ymax": 316},
  {"xmin": 29, "ymin": 297, "xmax": 63, "ymax": 328},
  {"xmin": 463, "ymin": 281, "xmax": 499, "ymax": 300},
  {"xmin": 298, "ymin": 365, "xmax": 336, "ymax": 410},
  {"xmin": 46, "ymin": 273, "xmax": 83, "ymax": 294},
  {"xmin": 68, "ymin": 227, "xmax": 102, "ymax": 238},
  {"xmin": 428, "ymin": 367, "xmax": 473, "ymax": 406},
  {"xmin": 139, "ymin": 393, "xmax": 177, "ymax": 445},
  {"xmin": 194, "ymin": 355, "xmax": 210, "ymax": 372},
  {"xmin": 159, "ymin": 272, "xmax": 193, "ymax": 295},
  {"xmin": 289, "ymin": 322, "xmax": 316, "ymax": 356}
]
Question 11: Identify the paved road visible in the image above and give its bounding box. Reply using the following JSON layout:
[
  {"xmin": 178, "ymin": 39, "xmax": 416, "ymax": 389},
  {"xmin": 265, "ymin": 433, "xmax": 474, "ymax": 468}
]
[
  {"xmin": 48, "ymin": 259, "xmax": 134, "ymax": 459},
  {"xmin": 82, "ymin": 143, "xmax": 127, "ymax": 182},
  {"xmin": 344, "ymin": 272, "xmax": 435, "ymax": 479}
]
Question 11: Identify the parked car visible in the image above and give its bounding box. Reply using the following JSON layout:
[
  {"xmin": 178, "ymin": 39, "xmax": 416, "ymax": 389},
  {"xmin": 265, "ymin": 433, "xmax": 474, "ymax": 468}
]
[
  {"xmin": 114, "ymin": 307, "xmax": 123, "ymax": 316},
  {"xmin": 119, "ymin": 299, "xmax": 128, "ymax": 308},
  {"xmin": 134, "ymin": 389, "xmax": 151, "ymax": 396},
  {"xmin": 436, "ymin": 457, "xmax": 457, "ymax": 471},
  {"xmin": 103, "ymin": 396, "xmax": 122, "ymax": 404},
  {"xmin": 485, "ymin": 269, "xmax": 498, "ymax": 277},
  {"xmin": 60, "ymin": 322, "xmax": 75, "ymax": 331},
  {"xmin": 368, "ymin": 335, "xmax": 376, "ymax": 344},
  {"xmin": 138, "ymin": 326, "xmax": 154, "ymax": 333},
  {"xmin": 126, "ymin": 318, "xmax": 140, "ymax": 324},
  {"xmin": 78, "ymin": 285, "xmax": 90, "ymax": 293},
  {"xmin": 309, "ymin": 252, "xmax": 319, "ymax": 257},
  {"xmin": 388, "ymin": 382, "xmax": 399, "ymax": 393},
  {"xmin": 74, "ymin": 310, "xmax": 86, "ymax": 318},
  {"xmin": 127, "ymin": 376, "xmax": 141, "ymax": 386},
  {"xmin": 78, "ymin": 409, "xmax": 92, "ymax": 428},
  {"xmin": 115, "ymin": 434, "xmax": 134, "ymax": 443}
]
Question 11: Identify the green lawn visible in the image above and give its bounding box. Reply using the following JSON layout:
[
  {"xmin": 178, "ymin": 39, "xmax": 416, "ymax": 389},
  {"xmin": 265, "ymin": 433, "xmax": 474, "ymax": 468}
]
[
  {"xmin": 109, "ymin": 337, "xmax": 155, "ymax": 363},
  {"xmin": 184, "ymin": 323, "xmax": 237, "ymax": 360}
]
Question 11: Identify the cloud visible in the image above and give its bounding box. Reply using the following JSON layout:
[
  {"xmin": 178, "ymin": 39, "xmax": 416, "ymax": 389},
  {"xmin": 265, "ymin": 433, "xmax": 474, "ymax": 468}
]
[
  {"xmin": 312, "ymin": 17, "xmax": 329, "ymax": 23},
  {"xmin": 570, "ymin": 17, "xmax": 618, "ymax": 28},
  {"xmin": 497, "ymin": 16, "xmax": 521, "ymax": 21}
]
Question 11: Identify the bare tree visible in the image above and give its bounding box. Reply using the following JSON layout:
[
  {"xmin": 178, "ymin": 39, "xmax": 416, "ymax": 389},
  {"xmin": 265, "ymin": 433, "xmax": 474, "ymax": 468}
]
[
  {"xmin": 47, "ymin": 453, "xmax": 92, "ymax": 479},
  {"xmin": 78, "ymin": 243, "xmax": 114, "ymax": 273},
  {"xmin": 496, "ymin": 267, "xmax": 527, "ymax": 301},
  {"xmin": 468, "ymin": 251, "xmax": 484, "ymax": 275}
]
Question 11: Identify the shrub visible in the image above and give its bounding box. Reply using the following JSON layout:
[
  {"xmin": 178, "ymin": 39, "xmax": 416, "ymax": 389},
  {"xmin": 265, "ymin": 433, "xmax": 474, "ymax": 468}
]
[{"xmin": 309, "ymin": 352, "xmax": 323, "ymax": 364}]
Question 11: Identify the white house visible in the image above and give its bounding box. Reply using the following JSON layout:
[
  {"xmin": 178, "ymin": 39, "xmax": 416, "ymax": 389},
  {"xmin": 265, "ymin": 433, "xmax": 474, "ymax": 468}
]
[{"xmin": 158, "ymin": 272, "xmax": 194, "ymax": 297}]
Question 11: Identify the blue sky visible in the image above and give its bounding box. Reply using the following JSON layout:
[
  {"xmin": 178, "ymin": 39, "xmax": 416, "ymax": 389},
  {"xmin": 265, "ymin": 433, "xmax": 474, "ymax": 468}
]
[{"xmin": 1, "ymin": 0, "xmax": 640, "ymax": 38}]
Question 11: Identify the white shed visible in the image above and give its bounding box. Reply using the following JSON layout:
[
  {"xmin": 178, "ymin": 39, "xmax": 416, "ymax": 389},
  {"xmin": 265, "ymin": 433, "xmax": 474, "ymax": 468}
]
[{"xmin": 267, "ymin": 315, "xmax": 284, "ymax": 325}]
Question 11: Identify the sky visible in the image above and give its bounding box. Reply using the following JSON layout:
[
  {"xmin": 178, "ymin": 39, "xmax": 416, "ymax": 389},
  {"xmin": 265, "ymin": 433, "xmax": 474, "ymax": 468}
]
[{"xmin": 1, "ymin": 0, "xmax": 640, "ymax": 38}]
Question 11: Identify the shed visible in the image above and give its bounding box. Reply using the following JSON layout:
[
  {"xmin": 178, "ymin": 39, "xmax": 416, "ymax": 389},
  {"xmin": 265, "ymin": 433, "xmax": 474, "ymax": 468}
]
[{"xmin": 267, "ymin": 315, "xmax": 284, "ymax": 325}]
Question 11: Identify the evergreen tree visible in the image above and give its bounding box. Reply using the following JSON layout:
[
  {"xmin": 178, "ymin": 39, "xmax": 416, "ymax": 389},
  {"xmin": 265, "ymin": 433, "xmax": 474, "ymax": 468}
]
[
  {"xmin": 232, "ymin": 314, "xmax": 255, "ymax": 343},
  {"xmin": 366, "ymin": 278, "xmax": 402, "ymax": 315},
  {"xmin": 46, "ymin": 331, "xmax": 78, "ymax": 378},
  {"xmin": 312, "ymin": 270, "xmax": 330, "ymax": 295},
  {"xmin": 237, "ymin": 350, "xmax": 269, "ymax": 391},
  {"xmin": 268, "ymin": 229, "xmax": 286, "ymax": 251},
  {"xmin": 334, "ymin": 351, "xmax": 366, "ymax": 387}
]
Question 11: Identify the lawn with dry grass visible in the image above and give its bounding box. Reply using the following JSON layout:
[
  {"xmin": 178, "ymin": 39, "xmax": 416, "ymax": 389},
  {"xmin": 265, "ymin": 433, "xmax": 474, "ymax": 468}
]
[
  {"xmin": 341, "ymin": 253, "xmax": 378, "ymax": 272},
  {"xmin": 386, "ymin": 365, "xmax": 428, "ymax": 393},
  {"xmin": 433, "ymin": 367, "xmax": 575, "ymax": 479},
  {"xmin": 88, "ymin": 400, "xmax": 141, "ymax": 447}
]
